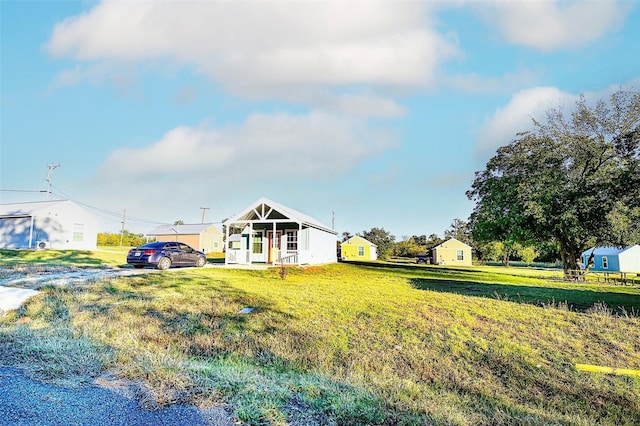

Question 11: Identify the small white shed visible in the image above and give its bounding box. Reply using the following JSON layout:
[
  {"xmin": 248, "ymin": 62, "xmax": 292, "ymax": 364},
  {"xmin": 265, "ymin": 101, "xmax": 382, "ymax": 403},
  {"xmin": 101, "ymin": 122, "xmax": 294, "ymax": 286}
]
[{"xmin": 0, "ymin": 200, "xmax": 98, "ymax": 250}]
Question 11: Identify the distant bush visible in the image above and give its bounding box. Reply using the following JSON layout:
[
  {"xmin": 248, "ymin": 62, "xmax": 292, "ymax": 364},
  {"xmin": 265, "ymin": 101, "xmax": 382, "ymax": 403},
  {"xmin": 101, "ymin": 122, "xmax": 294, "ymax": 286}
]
[{"xmin": 97, "ymin": 231, "xmax": 149, "ymax": 247}]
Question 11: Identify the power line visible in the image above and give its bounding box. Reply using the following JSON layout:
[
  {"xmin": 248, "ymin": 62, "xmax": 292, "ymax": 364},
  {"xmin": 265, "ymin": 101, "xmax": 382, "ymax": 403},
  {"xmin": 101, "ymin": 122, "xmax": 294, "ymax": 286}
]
[
  {"xmin": 50, "ymin": 185, "xmax": 165, "ymax": 225},
  {"xmin": 0, "ymin": 189, "xmax": 47, "ymax": 193},
  {"xmin": 4, "ymin": 182, "xmax": 224, "ymax": 229},
  {"xmin": 49, "ymin": 185, "xmax": 223, "ymax": 227}
]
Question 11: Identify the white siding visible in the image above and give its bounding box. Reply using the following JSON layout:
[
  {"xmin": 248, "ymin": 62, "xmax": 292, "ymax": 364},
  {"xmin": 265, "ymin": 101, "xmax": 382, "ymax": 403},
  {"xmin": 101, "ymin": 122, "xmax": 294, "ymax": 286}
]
[
  {"xmin": 619, "ymin": 245, "xmax": 640, "ymax": 272},
  {"xmin": 36, "ymin": 202, "xmax": 98, "ymax": 250},
  {"xmin": 305, "ymin": 227, "xmax": 337, "ymax": 264}
]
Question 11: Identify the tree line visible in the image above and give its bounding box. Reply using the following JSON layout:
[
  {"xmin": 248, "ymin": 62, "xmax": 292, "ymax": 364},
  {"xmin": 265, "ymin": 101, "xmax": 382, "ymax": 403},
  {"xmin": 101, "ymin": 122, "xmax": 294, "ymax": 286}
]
[
  {"xmin": 98, "ymin": 231, "xmax": 149, "ymax": 247},
  {"xmin": 342, "ymin": 219, "xmax": 557, "ymax": 266}
]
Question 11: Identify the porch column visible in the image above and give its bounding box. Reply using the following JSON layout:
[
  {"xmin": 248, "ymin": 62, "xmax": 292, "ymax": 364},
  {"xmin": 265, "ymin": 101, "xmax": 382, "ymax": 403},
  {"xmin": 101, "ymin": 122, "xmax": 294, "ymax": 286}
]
[
  {"xmin": 298, "ymin": 222, "xmax": 302, "ymax": 266},
  {"xmin": 272, "ymin": 221, "xmax": 277, "ymax": 265},
  {"xmin": 224, "ymin": 224, "xmax": 229, "ymax": 265},
  {"xmin": 248, "ymin": 222, "xmax": 253, "ymax": 264}
]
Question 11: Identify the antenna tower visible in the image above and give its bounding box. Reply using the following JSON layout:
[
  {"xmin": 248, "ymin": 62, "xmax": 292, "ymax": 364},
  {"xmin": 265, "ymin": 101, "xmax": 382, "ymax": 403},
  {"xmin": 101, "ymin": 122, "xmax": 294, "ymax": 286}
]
[{"xmin": 45, "ymin": 164, "xmax": 61, "ymax": 200}]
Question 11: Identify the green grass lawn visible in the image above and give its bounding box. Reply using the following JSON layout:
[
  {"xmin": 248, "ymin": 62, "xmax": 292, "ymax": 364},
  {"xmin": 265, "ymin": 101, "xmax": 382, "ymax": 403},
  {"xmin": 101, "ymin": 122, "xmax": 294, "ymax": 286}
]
[
  {"xmin": 0, "ymin": 247, "xmax": 130, "ymax": 267},
  {"xmin": 1, "ymin": 252, "xmax": 639, "ymax": 424}
]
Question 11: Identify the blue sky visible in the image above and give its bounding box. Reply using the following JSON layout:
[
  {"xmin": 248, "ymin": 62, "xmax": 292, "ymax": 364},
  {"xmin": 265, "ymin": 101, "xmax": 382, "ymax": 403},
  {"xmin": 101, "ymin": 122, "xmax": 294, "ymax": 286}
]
[{"xmin": 2, "ymin": 0, "xmax": 639, "ymax": 238}]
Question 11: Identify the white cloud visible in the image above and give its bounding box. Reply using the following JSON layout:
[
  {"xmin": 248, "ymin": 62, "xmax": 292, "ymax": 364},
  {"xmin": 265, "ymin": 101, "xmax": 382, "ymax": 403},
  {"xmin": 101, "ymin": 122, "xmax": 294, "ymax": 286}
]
[
  {"xmin": 475, "ymin": 80, "xmax": 640, "ymax": 158},
  {"xmin": 476, "ymin": 86, "xmax": 576, "ymax": 157},
  {"xmin": 96, "ymin": 110, "xmax": 395, "ymax": 183},
  {"xmin": 481, "ymin": 0, "xmax": 629, "ymax": 51},
  {"xmin": 329, "ymin": 92, "xmax": 407, "ymax": 118},
  {"xmin": 90, "ymin": 110, "xmax": 397, "ymax": 225},
  {"xmin": 445, "ymin": 69, "xmax": 537, "ymax": 94},
  {"xmin": 46, "ymin": 0, "xmax": 459, "ymax": 97}
]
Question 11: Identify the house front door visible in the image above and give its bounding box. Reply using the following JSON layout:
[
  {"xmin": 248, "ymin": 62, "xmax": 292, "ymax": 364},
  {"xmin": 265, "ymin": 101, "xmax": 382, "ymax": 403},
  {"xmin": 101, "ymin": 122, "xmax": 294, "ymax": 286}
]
[
  {"xmin": 267, "ymin": 231, "xmax": 282, "ymax": 263},
  {"xmin": 250, "ymin": 231, "xmax": 266, "ymax": 263}
]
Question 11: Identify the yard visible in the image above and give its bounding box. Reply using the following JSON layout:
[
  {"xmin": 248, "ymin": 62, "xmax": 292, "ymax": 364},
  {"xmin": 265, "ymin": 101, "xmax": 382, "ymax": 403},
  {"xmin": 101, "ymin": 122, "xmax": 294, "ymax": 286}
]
[{"xmin": 0, "ymin": 249, "xmax": 639, "ymax": 425}]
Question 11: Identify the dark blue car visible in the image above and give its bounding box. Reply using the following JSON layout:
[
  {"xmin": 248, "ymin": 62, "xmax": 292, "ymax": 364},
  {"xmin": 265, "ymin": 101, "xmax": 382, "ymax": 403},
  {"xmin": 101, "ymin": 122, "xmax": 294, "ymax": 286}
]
[{"xmin": 127, "ymin": 241, "xmax": 207, "ymax": 270}]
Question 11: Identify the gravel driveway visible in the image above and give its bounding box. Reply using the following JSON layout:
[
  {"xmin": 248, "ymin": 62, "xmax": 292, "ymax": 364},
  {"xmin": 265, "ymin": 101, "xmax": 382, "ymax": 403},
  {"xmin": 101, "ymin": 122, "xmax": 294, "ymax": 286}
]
[
  {"xmin": 0, "ymin": 367, "xmax": 234, "ymax": 426},
  {"xmin": 0, "ymin": 266, "xmax": 236, "ymax": 425}
]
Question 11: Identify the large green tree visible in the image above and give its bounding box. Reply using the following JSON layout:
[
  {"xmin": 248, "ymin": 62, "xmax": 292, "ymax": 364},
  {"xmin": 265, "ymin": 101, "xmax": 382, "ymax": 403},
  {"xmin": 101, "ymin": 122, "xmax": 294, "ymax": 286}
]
[
  {"xmin": 467, "ymin": 89, "xmax": 640, "ymax": 273},
  {"xmin": 359, "ymin": 227, "xmax": 396, "ymax": 260},
  {"xmin": 444, "ymin": 218, "xmax": 473, "ymax": 246}
]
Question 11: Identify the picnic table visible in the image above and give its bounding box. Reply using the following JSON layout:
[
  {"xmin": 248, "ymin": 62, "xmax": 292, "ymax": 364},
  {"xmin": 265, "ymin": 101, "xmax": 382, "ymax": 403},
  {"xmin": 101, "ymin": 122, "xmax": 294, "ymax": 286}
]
[{"xmin": 565, "ymin": 270, "xmax": 639, "ymax": 284}]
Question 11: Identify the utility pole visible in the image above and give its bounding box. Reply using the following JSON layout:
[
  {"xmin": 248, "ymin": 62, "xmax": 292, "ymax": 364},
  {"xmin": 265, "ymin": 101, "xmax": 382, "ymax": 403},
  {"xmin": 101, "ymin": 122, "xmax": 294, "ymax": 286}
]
[
  {"xmin": 332, "ymin": 211, "xmax": 335, "ymax": 230},
  {"xmin": 120, "ymin": 209, "xmax": 126, "ymax": 246},
  {"xmin": 45, "ymin": 164, "xmax": 60, "ymax": 200},
  {"xmin": 200, "ymin": 207, "xmax": 210, "ymax": 224}
]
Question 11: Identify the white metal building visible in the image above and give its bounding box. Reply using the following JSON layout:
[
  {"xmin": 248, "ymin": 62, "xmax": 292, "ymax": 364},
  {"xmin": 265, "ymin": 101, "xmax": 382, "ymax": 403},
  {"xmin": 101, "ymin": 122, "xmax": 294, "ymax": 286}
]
[{"xmin": 0, "ymin": 200, "xmax": 98, "ymax": 250}]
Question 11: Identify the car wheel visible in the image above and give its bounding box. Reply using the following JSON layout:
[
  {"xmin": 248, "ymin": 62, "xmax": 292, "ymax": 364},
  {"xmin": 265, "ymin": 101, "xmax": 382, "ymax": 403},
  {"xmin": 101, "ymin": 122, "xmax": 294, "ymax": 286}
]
[
  {"xmin": 157, "ymin": 257, "xmax": 172, "ymax": 270},
  {"xmin": 195, "ymin": 256, "xmax": 206, "ymax": 267},
  {"xmin": 133, "ymin": 265, "xmax": 145, "ymax": 269}
]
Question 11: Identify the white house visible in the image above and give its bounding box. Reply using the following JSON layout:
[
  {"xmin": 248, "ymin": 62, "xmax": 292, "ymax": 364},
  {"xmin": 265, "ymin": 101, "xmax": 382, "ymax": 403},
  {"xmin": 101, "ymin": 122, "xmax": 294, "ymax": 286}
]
[
  {"xmin": 0, "ymin": 200, "xmax": 98, "ymax": 250},
  {"xmin": 581, "ymin": 245, "xmax": 640, "ymax": 273},
  {"xmin": 223, "ymin": 197, "xmax": 337, "ymax": 265}
]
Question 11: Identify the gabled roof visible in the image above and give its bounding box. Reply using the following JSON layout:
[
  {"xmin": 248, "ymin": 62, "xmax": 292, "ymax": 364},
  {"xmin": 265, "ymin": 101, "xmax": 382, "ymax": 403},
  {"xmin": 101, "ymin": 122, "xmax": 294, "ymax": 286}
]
[
  {"xmin": 0, "ymin": 200, "xmax": 71, "ymax": 217},
  {"xmin": 433, "ymin": 238, "xmax": 472, "ymax": 250},
  {"xmin": 224, "ymin": 197, "xmax": 337, "ymax": 234},
  {"xmin": 342, "ymin": 236, "xmax": 377, "ymax": 247},
  {"xmin": 582, "ymin": 245, "xmax": 640, "ymax": 257},
  {"xmin": 147, "ymin": 223, "xmax": 220, "ymax": 236}
]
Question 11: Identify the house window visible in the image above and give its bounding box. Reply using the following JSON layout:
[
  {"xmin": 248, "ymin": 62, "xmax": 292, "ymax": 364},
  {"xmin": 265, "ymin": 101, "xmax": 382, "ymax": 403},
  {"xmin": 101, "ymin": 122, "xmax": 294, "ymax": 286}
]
[
  {"xmin": 457, "ymin": 250, "xmax": 464, "ymax": 261},
  {"xmin": 73, "ymin": 223, "xmax": 84, "ymax": 241},
  {"xmin": 602, "ymin": 256, "xmax": 608, "ymax": 269},
  {"xmin": 285, "ymin": 231, "xmax": 298, "ymax": 251},
  {"xmin": 252, "ymin": 233, "xmax": 263, "ymax": 254},
  {"xmin": 358, "ymin": 246, "xmax": 365, "ymax": 256}
]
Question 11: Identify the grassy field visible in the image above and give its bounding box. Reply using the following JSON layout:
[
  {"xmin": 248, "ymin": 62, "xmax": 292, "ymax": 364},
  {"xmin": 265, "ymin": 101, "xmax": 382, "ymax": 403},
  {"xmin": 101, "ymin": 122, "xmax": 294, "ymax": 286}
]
[{"xmin": 1, "ymin": 250, "xmax": 639, "ymax": 424}]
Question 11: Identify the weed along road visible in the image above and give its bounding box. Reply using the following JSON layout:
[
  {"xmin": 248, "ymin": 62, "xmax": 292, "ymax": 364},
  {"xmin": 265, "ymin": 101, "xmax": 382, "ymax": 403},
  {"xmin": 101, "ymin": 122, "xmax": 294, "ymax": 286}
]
[{"xmin": 0, "ymin": 264, "xmax": 236, "ymax": 426}]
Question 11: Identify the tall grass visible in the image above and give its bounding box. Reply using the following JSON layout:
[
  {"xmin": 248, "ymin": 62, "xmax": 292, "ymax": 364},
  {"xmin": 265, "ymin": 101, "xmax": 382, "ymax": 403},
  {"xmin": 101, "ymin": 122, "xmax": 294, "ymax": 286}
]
[
  {"xmin": 1, "ymin": 262, "xmax": 639, "ymax": 424},
  {"xmin": 0, "ymin": 247, "xmax": 127, "ymax": 268}
]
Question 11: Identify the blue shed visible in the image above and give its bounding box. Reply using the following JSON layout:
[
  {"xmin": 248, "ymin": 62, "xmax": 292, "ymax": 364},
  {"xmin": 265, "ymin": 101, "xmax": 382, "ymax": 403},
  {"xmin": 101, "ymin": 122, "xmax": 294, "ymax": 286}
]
[{"xmin": 581, "ymin": 245, "xmax": 640, "ymax": 273}]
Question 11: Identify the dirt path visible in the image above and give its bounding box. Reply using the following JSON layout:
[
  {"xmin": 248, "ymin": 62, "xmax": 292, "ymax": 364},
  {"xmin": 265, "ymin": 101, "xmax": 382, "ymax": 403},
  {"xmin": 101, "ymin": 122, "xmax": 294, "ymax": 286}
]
[
  {"xmin": 0, "ymin": 265, "xmax": 155, "ymax": 289},
  {"xmin": 0, "ymin": 266, "xmax": 154, "ymax": 313}
]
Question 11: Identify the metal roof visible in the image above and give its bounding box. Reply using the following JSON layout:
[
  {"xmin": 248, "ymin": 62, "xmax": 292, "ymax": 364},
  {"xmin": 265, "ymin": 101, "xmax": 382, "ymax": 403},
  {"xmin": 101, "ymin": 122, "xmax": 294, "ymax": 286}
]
[
  {"xmin": 223, "ymin": 197, "xmax": 337, "ymax": 234},
  {"xmin": 342, "ymin": 236, "xmax": 377, "ymax": 247},
  {"xmin": 433, "ymin": 238, "xmax": 472, "ymax": 250},
  {"xmin": 0, "ymin": 200, "xmax": 70, "ymax": 217},
  {"xmin": 147, "ymin": 223, "xmax": 220, "ymax": 236},
  {"xmin": 581, "ymin": 246, "xmax": 637, "ymax": 256}
]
